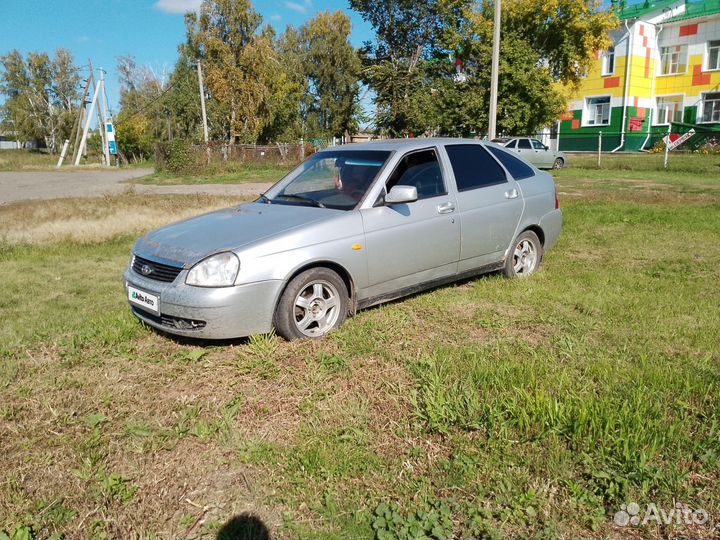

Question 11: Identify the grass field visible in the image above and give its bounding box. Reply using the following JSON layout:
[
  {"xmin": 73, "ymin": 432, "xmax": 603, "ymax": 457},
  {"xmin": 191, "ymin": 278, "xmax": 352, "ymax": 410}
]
[
  {"xmin": 0, "ymin": 149, "xmax": 151, "ymax": 172},
  {"xmin": 137, "ymin": 163, "xmax": 294, "ymax": 186},
  {"xmin": 1, "ymin": 165, "xmax": 719, "ymax": 539}
]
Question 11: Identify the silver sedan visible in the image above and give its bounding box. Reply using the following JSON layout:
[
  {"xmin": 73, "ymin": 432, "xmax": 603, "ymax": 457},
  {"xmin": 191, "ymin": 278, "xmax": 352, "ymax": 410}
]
[
  {"xmin": 124, "ymin": 138, "xmax": 562, "ymax": 340},
  {"xmin": 501, "ymin": 137, "xmax": 566, "ymax": 169}
]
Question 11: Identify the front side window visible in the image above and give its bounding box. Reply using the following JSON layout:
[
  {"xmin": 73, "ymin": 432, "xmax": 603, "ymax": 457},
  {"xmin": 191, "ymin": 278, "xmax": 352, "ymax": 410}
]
[
  {"xmin": 385, "ymin": 149, "xmax": 446, "ymax": 200},
  {"xmin": 602, "ymin": 47, "xmax": 615, "ymax": 75},
  {"xmin": 263, "ymin": 150, "xmax": 390, "ymax": 210},
  {"xmin": 707, "ymin": 40, "xmax": 720, "ymax": 71},
  {"xmin": 701, "ymin": 92, "xmax": 720, "ymax": 123},
  {"xmin": 444, "ymin": 144, "xmax": 507, "ymax": 191},
  {"xmin": 655, "ymin": 96, "xmax": 683, "ymax": 125},
  {"xmin": 531, "ymin": 139, "xmax": 545, "ymax": 150},
  {"xmin": 585, "ymin": 96, "xmax": 610, "ymax": 125},
  {"xmin": 660, "ymin": 45, "xmax": 687, "ymax": 75}
]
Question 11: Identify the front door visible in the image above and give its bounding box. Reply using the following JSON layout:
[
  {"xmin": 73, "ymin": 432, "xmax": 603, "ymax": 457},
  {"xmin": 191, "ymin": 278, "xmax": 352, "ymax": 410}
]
[
  {"xmin": 360, "ymin": 148, "xmax": 460, "ymax": 298},
  {"xmin": 531, "ymin": 138, "xmax": 553, "ymax": 168}
]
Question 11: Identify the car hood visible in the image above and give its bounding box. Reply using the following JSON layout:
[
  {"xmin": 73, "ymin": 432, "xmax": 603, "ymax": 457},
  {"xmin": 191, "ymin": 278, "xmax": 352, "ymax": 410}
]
[{"xmin": 134, "ymin": 202, "xmax": 338, "ymax": 266}]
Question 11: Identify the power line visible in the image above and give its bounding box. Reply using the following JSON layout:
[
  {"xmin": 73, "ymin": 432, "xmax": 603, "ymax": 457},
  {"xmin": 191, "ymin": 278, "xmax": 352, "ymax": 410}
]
[{"xmin": 114, "ymin": 76, "xmax": 186, "ymax": 127}]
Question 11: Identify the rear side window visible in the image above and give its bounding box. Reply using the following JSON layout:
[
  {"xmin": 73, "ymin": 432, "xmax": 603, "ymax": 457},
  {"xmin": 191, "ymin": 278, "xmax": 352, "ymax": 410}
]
[
  {"xmin": 506, "ymin": 139, "xmax": 517, "ymax": 148},
  {"xmin": 444, "ymin": 144, "xmax": 507, "ymax": 191},
  {"xmin": 518, "ymin": 139, "xmax": 531, "ymax": 149},
  {"xmin": 487, "ymin": 146, "xmax": 535, "ymax": 180}
]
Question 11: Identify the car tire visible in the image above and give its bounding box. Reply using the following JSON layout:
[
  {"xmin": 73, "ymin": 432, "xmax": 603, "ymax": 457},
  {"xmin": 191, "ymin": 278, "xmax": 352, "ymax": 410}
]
[
  {"xmin": 552, "ymin": 157, "xmax": 564, "ymax": 169},
  {"xmin": 273, "ymin": 267, "xmax": 348, "ymax": 340},
  {"xmin": 503, "ymin": 230, "xmax": 543, "ymax": 279}
]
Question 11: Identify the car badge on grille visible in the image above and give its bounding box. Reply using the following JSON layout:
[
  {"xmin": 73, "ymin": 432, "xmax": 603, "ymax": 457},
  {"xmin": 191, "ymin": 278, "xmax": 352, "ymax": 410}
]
[{"xmin": 141, "ymin": 264, "xmax": 152, "ymax": 276}]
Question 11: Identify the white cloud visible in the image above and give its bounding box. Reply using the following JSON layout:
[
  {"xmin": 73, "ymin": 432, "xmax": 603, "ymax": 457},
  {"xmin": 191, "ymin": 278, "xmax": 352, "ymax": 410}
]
[
  {"xmin": 154, "ymin": 0, "xmax": 203, "ymax": 14},
  {"xmin": 283, "ymin": 1, "xmax": 307, "ymax": 13},
  {"xmin": 270, "ymin": 14, "xmax": 282, "ymax": 22}
]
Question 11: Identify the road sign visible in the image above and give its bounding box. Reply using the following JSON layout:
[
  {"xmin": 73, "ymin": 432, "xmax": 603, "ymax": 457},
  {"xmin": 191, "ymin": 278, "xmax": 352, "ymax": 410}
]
[{"xmin": 105, "ymin": 122, "xmax": 117, "ymax": 155}]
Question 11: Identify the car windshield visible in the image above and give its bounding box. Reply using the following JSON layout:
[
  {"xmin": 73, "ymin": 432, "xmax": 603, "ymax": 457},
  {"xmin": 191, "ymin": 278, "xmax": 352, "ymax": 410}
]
[{"xmin": 261, "ymin": 150, "xmax": 391, "ymax": 210}]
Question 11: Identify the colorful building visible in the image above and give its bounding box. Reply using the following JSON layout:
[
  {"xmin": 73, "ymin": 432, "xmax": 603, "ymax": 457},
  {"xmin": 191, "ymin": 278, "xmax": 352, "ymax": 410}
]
[{"xmin": 558, "ymin": 0, "xmax": 720, "ymax": 152}]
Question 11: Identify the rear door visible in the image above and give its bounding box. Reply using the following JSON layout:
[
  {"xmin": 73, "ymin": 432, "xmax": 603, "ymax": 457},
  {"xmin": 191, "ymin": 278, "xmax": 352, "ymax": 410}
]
[
  {"xmin": 360, "ymin": 147, "xmax": 460, "ymax": 298},
  {"xmin": 442, "ymin": 143, "xmax": 524, "ymax": 272}
]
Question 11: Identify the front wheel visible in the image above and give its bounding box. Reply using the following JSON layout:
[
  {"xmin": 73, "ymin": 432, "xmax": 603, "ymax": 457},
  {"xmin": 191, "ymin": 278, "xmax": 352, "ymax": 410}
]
[
  {"xmin": 273, "ymin": 268, "xmax": 348, "ymax": 340},
  {"xmin": 503, "ymin": 231, "xmax": 543, "ymax": 278}
]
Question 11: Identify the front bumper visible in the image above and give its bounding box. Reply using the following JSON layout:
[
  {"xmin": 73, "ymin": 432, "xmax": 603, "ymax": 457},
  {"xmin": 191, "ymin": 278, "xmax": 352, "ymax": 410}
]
[{"xmin": 124, "ymin": 266, "xmax": 284, "ymax": 339}]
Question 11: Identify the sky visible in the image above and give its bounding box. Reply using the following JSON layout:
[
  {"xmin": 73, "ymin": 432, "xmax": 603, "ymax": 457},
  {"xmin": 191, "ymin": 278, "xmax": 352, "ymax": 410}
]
[{"xmin": 0, "ymin": 0, "xmax": 375, "ymax": 113}]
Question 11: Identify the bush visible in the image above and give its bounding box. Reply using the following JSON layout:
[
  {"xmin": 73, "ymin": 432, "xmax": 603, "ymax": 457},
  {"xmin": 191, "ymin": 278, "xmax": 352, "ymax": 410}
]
[{"xmin": 155, "ymin": 139, "xmax": 200, "ymax": 175}]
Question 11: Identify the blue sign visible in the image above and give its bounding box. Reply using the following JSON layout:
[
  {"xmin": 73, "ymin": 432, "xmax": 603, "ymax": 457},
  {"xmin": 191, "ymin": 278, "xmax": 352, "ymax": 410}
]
[{"xmin": 108, "ymin": 141, "xmax": 117, "ymax": 155}]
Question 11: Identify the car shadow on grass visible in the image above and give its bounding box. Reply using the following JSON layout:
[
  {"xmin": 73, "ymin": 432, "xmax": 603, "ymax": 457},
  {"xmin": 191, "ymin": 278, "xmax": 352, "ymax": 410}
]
[{"xmin": 216, "ymin": 513, "xmax": 271, "ymax": 540}]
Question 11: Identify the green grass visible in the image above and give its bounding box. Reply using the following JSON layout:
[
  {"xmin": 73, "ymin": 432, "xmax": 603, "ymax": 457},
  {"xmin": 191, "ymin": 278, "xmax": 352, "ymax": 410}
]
[
  {"xmin": 136, "ymin": 163, "xmax": 293, "ymax": 185},
  {"xmin": 0, "ymin": 149, "xmax": 153, "ymax": 171},
  {"xmin": 563, "ymin": 151, "xmax": 720, "ymax": 178},
  {"xmin": 0, "ymin": 149, "xmax": 58, "ymax": 171},
  {"xmin": 1, "ymin": 168, "xmax": 719, "ymax": 539}
]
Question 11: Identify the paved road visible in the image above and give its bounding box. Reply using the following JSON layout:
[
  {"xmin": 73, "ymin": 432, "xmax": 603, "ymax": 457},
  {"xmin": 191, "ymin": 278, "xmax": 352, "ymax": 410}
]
[{"xmin": 0, "ymin": 169, "xmax": 272, "ymax": 205}]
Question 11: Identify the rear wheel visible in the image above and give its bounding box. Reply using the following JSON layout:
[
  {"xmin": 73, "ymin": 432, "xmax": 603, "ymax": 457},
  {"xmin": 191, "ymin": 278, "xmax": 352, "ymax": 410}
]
[
  {"xmin": 274, "ymin": 268, "xmax": 348, "ymax": 340},
  {"xmin": 503, "ymin": 230, "xmax": 543, "ymax": 278},
  {"xmin": 552, "ymin": 157, "xmax": 564, "ymax": 169}
]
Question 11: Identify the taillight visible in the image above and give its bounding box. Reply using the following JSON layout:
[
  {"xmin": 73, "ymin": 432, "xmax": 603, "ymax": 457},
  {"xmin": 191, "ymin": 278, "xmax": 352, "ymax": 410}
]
[{"xmin": 555, "ymin": 188, "xmax": 559, "ymax": 209}]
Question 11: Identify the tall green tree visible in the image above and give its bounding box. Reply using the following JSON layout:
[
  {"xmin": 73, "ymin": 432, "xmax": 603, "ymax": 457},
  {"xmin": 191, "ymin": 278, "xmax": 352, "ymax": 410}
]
[
  {"xmin": 353, "ymin": 0, "xmax": 616, "ymax": 137},
  {"xmin": 0, "ymin": 48, "xmax": 80, "ymax": 151},
  {"xmin": 301, "ymin": 11, "xmax": 362, "ymax": 139}
]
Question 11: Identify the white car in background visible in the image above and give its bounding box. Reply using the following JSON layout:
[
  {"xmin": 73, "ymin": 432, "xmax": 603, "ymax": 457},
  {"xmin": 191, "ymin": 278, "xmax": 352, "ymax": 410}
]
[{"xmin": 496, "ymin": 137, "xmax": 566, "ymax": 170}]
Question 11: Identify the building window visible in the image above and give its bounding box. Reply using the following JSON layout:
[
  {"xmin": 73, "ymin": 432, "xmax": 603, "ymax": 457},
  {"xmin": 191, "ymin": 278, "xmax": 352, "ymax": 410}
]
[
  {"xmin": 700, "ymin": 92, "xmax": 720, "ymax": 123},
  {"xmin": 660, "ymin": 45, "xmax": 687, "ymax": 75},
  {"xmin": 585, "ymin": 96, "xmax": 611, "ymax": 126},
  {"xmin": 655, "ymin": 96, "xmax": 684, "ymax": 125},
  {"xmin": 602, "ymin": 47, "xmax": 615, "ymax": 76},
  {"xmin": 707, "ymin": 41, "xmax": 720, "ymax": 71}
]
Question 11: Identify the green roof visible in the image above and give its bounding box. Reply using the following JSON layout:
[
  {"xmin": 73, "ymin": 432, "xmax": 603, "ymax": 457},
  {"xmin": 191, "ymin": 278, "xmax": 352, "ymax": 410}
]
[
  {"xmin": 616, "ymin": 0, "xmax": 678, "ymax": 20},
  {"xmin": 664, "ymin": 0, "xmax": 720, "ymax": 22},
  {"xmin": 616, "ymin": 0, "xmax": 720, "ymax": 21}
]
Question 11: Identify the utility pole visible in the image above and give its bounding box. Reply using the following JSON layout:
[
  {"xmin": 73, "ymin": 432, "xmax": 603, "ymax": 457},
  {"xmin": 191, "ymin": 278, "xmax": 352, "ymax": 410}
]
[
  {"xmin": 99, "ymin": 68, "xmax": 110, "ymax": 166},
  {"xmin": 75, "ymin": 80, "xmax": 100, "ymax": 166},
  {"xmin": 197, "ymin": 60, "xmax": 209, "ymax": 145},
  {"xmin": 488, "ymin": 0, "xmax": 502, "ymax": 140}
]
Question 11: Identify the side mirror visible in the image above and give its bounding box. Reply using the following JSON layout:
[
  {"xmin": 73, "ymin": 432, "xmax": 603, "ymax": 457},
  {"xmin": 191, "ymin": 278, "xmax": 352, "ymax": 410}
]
[
  {"xmin": 385, "ymin": 185, "xmax": 418, "ymax": 205},
  {"xmin": 544, "ymin": 145, "xmax": 549, "ymax": 151}
]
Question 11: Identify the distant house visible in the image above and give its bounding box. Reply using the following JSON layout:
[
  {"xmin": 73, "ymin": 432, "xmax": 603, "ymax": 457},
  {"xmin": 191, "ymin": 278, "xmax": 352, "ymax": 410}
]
[
  {"xmin": 559, "ymin": 0, "xmax": 720, "ymax": 151},
  {"xmin": 0, "ymin": 132, "xmax": 21, "ymax": 150}
]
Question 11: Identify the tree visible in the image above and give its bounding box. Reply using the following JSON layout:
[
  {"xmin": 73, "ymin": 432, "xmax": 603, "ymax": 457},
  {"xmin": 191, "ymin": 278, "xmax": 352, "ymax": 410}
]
[
  {"xmin": 301, "ymin": 12, "xmax": 362, "ymax": 140},
  {"xmin": 184, "ymin": 0, "xmax": 280, "ymax": 143},
  {"xmin": 0, "ymin": 48, "xmax": 80, "ymax": 151},
  {"xmin": 353, "ymin": 0, "xmax": 616, "ymax": 136},
  {"xmin": 115, "ymin": 55, "xmax": 172, "ymax": 160}
]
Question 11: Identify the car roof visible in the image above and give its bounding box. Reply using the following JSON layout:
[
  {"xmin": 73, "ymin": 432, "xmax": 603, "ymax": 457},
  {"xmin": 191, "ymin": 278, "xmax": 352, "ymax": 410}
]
[{"xmin": 318, "ymin": 138, "xmax": 488, "ymax": 153}]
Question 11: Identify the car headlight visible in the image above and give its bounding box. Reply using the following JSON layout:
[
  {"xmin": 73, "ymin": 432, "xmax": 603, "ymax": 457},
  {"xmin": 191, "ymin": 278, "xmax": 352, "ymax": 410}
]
[{"xmin": 186, "ymin": 252, "xmax": 240, "ymax": 287}]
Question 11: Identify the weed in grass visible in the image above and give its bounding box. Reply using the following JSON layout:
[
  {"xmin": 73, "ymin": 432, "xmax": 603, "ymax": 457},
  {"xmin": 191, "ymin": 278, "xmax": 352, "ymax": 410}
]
[
  {"xmin": 238, "ymin": 332, "xmax": 280, "ymax": 380},
  {"xmin": 100, "ymin": 473, "xmax": 137, "ymax": 505},
  {"xmin": 371, "ymin": 500, "xmax": 454, "ymax": 540}
]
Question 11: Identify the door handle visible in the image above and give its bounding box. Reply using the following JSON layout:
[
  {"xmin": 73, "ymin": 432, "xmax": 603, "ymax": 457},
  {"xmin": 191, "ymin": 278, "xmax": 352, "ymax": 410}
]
[
  {"xmin": 437, "ymin": 201, "xmax": 455, "ymax": 214},
  {"xmin": 505, "ymin": 189, "xmax": 519, "ymax": 199}
]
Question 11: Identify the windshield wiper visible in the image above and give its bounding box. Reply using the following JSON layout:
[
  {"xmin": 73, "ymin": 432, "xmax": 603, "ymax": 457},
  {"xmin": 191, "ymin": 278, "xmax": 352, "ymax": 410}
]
[
  {"xmin": 276, "ymin": 194, "xmax": 326, "ymax": 208},
  {"xmin": 257, "ymin": 194, "xmax": 271, "ymax": 204}
]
